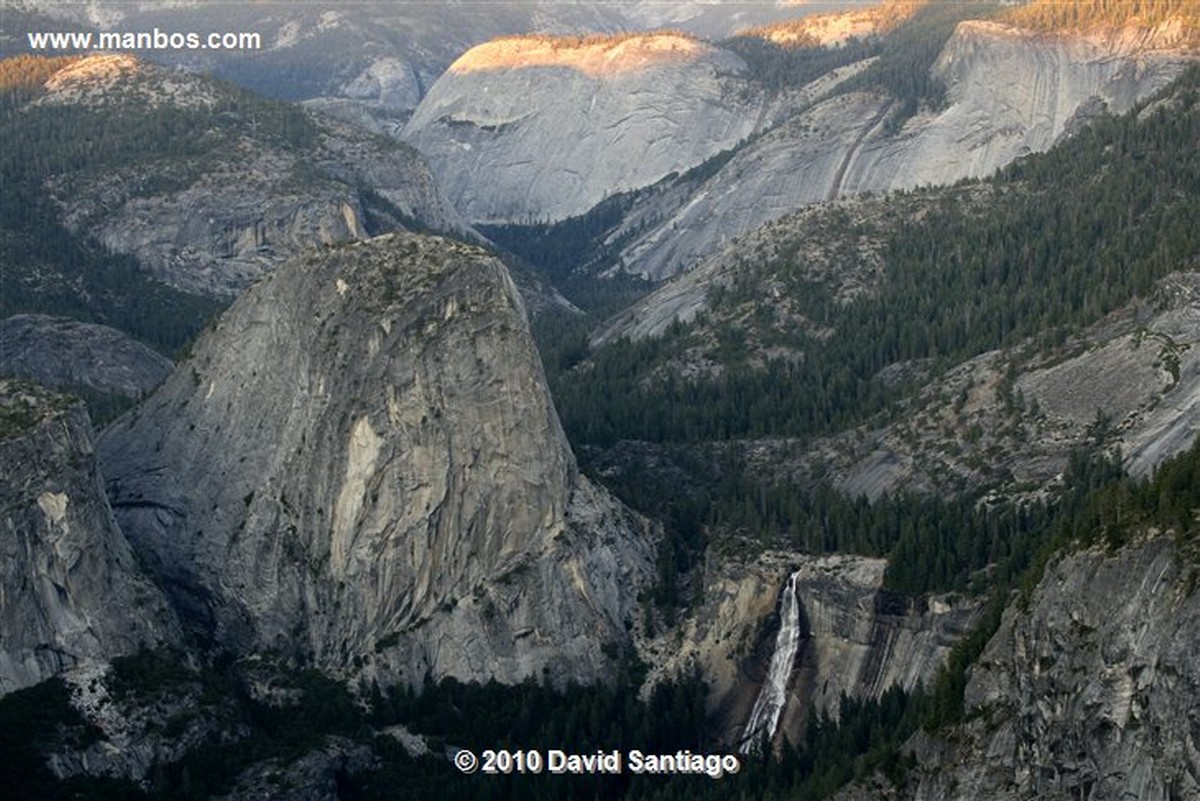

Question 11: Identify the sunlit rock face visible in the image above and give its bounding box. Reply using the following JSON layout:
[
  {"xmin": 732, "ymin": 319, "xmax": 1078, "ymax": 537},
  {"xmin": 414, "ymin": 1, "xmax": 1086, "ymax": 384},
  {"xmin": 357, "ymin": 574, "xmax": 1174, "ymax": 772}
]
[
  {"xmin": 402, "ymin": 33, "xmax": 772, "ymax": 224},
  {"xmin": 617, "ymin": 19, "xmax": 1193, "ymax": 280},
  {"xmin": 0, "ymin": 381, "xmax": 178, "ymax": 696},
  {"xmin": 98, "ymin": 233, "xmax": 654, "ymax": 688},
  {"xmin": 744, "ymin": 2, "xmax": 917, "ymax": 48}
]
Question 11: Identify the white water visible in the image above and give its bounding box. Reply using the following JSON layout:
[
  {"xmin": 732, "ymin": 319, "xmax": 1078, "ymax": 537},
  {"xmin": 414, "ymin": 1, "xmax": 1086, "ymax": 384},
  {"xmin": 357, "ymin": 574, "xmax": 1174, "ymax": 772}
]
[{"xmin": 741, "ymin": 569, "xmax": 803, "ymax": 754}]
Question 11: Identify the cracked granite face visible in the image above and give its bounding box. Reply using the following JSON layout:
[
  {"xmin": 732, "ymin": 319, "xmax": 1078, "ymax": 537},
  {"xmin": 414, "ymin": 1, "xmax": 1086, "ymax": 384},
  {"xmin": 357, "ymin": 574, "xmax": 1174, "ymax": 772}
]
[{"xmin": 98, "ymin": 232, "xmax": 654, "ymax": 688}]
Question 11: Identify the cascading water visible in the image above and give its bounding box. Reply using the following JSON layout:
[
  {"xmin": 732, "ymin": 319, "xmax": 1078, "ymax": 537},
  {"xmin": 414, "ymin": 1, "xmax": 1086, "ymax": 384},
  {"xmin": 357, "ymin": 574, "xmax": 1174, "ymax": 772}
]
[{"xmin": 740, "ymin": 569, "xmax": 803, "ymax": 755}]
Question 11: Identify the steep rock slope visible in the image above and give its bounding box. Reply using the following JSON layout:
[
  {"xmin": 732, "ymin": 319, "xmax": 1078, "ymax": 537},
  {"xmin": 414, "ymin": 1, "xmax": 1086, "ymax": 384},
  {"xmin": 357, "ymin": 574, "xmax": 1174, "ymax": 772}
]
[
  {"xmin": 581, "ymin": 63, "xmax": 1200, "ymax": 497},
  {"xmin": 617, "ymin": 20, "xmax": 1193, "ymax": 279},
  {"xmin": 641, "ymin": 552, "xmax": 980, "ymax": 749},
  {"xmin": 8, "ymin": 1, "xmax": 806, "ymax": 111},
  {"xmin": 884, "ymin": 537, "xmax": 1200, "ymax": 801},
  {"xmin": 402, "ymin": 33, "xmax": 774, "ymax": 224},
  {"xmin": 9, "ymin": 54, "xmax": 468, "ymax": 299},
  {"xmin": 99, "ymin": 233, "xmax": 653, "ymax": 687},
  {"xmin": 0, "ymin": 380, "xmax": 178, "ymax": 696},
  {"xmin": 729, "ymin": 269, "xmax": 1200, "ymax": 503},
  {"xmin": 0, "ymin": 314, "xmax": 172, "ymax": 400}
]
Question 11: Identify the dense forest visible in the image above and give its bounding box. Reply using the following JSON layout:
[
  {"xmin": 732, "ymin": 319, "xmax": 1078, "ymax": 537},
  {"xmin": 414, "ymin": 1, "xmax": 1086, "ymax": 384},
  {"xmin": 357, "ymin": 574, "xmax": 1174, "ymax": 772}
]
[
  {"xmin": 721, "ymin": 34, "xmax": 877, "ymax": 93},
  {"xmin": 4, "ymin": 7, "xmax": 1200, "ymax": 800},
  {"xmin": 533, "ymin": 65, "xmax": 1200, "ymax": 630},
  {"xmin": 0, "ymin": 649, "xmax": 921, "ymax": 801},
  {"xmin": 0, "ymin": 56, "xmax": 228, "ymax": 355},
  {"xmin": 548, "ymin": 66, "xmax": 1200, "ymax": 449},
  {"xmin": 5, "ymin": 432, "xmax": 1197, "ymax": 800},
  {"xmin": 835, "ymin": 0, "xmax": 1001, "ymax": 126}
]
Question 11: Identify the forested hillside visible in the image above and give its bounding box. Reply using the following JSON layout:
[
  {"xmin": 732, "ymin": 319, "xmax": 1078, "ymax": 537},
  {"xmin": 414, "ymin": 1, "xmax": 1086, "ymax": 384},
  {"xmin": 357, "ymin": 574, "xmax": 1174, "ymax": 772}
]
[
  {"xmin": 542, "ymin": 65, "xmax": 1199, "ymax": 625},
  {"xmin": 553, "ymin": 66, "xmax": 1200, "ymax": 448},
  {"xmin": 1004, "ymin": 0, "xmax": 1200, "ymax": 39},
  {"xmin": 3, "ymin": 6, "xmax": 1200, "ymax": 801},
  {"xmin": 0, "ymin": 54, "xmax": 316, "ymax": 352},
  {"xmin": 0, "ymin": 53, "xmax": 453, "ymax": 354},
  {"xmin": 0, "ymin": 56, "xmax": 225, "ymax": 354}
]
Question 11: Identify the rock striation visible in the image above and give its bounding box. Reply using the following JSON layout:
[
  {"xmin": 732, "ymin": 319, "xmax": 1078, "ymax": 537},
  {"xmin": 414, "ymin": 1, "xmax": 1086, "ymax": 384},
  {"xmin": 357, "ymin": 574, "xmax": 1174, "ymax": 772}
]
[
  {"xmin": 641, "ymin": 552, "xmax": 980, "ymax": 749},
  {"xmin": 98, "ymin": 232, "xmax": 654, "ymax": 688},
  {"xmin": 889, "ymin": 536, "xmax": 1200, "ymax": 801},
  {"xmin": 0, "ymin": 314, "xmax": 172, "ymax": 400},
  {"xmin": 402, "ymin": 33, "xmax": 774, "ymax": 224},
  {"xmin": 616, "ymin": 20, "xmax": 1193, "ymax": 279},
  {"xmin": 0, "ymin": 380, "xmax": 178, "ymax": 696}
]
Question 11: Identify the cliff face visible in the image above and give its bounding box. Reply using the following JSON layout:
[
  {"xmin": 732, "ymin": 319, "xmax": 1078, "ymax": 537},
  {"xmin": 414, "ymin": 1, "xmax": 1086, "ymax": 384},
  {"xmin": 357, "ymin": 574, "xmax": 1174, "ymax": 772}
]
[
  {"xmin": 402, "ymin": 34, "xmax": 773, "ymax": 224},
  {"xmin": 885, "ymin": 536, "xmax": 1200, "ymax": 801},
  {"xmin": 617, "ymin": 21, "xmax": 1193, "ymax": 280},
  {"xmin": 26, "ymin": 54, "xmax": 468, "ymax": 299},
  {"xmin": 98, "ymin": 233, "xmax": 653, "ymax": 687},
  {"xmin": 0, "ymin": 314, "xmax": 172, "ymax": 400},
  {"xmin": 642, "ymin": 552, "xmax": 979, "ymax": 749},
  {"xmin": 0, "ymin": 381, "xmax": 178, "ymax": 696},
  {"xmin": 847, "ymin": 20, "xmax": 1193, "ymax": 192}
]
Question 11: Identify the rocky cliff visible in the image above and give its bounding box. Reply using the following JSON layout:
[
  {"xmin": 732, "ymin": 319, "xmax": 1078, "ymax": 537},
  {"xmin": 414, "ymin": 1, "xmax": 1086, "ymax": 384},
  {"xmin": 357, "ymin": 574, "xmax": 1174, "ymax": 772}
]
[
  {"xmin": 0, "ymin": 380, "xmax": 178, "ymax": 696},
  {"xmin": 0, "ymin": 314, "xmax": 172, "ymax": 400},
  {"xmin": 22, "ymin": 54, "xmax": 467, "ymax": 299},
  {"xmin": 402, "ymin": 33, "xmax": 775, "ymax": 224},
  {"xmin": 616, "ymin": 20, "xmax": 1194, "ymax": 279},
  {"xmin": 866, "ymin": 536, "xmax": 1200, "ymax": 801},
  {"xmin": 98, "ymin": 232, "xmax": 653, "ymax": 688},
  {"xmin": 641, "ymin": 552, "xmax": 980, "ymax": 750}
]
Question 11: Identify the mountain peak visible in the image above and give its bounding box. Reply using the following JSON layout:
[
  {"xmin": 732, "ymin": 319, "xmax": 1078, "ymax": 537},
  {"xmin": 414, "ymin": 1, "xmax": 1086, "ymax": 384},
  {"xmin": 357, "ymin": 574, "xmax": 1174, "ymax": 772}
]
[
  {"xmin": 43, "ymin": 51, "xmax": 137, "ymax": 91},
  {"xmin": 37, "ymin": 51, "xmax": 224, "ymax": 109},
  {"xmin": 740, "ymin": 0, "xmax": 923, "ymax": 48},
  {"xmin": 449, "ymin": 31, "xmax": 714, "ymax": 77}
]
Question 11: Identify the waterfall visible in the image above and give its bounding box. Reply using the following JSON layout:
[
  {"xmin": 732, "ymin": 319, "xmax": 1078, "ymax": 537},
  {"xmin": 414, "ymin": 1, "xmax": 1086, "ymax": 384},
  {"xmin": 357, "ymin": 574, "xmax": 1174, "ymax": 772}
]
[{"xmin": 741, "ymin": 569, "xmax": 803, "ymax": 754}]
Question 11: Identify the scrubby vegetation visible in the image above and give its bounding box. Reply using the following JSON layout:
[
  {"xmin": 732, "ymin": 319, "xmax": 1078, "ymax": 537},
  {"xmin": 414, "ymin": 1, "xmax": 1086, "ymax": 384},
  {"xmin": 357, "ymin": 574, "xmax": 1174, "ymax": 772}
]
[
  {"xmin": 1004, "ymin": 0, "xmax": 1200, "ymax": 39},
  {"xmin": 0, "ymin": 654, "xmax": 931, "ymax": 801}
]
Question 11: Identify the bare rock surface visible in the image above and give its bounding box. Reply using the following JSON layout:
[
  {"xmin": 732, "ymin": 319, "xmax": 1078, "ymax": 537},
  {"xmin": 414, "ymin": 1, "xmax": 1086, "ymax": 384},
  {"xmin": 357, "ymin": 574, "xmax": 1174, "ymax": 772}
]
[
  {"xmin": 643, "ymin": 551, "xmax": 980, "ymax": 749},
  {"xmin": 617, "ymin": 20, "xmax": 1193, "ymax": 280},
  {"xmin": 402, "ymin": 33, "xmax": 775, "ymax": 224},
  {"xmin": 0, "ymin": 314, "xmax": 172, "ymax": 400},
  {"xmin": 0, "ymin": 381, "xmax": 178, "ymax": 696},
  {"xmin": 895, "ymin": 536, "xmax": 1200, "ymax": 801},
  {"xmin": 98, "ymin": 233, "xmax": 653, "ymax": 688},
  {"xmin": 32, "ymin": 54, "xmax": 467, "ymax": 299}
]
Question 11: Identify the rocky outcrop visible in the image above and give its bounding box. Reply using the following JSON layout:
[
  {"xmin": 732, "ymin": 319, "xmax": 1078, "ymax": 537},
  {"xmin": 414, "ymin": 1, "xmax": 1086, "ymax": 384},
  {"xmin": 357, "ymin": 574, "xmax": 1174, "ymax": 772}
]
[
  {"xmin": 593, "ymin": 151, "xmax": 1200, "ymax": 498},
  {"xmin": 892, "ymin": 536, "xmax": 1200, "ymax": 801},
  {"xmin": 0, "ymin": 314, "xmax": 172, "ymax": 400},
  {"xmin": 808, "ymin": 270, "xmax": 1200, "ymax": 500},
  {"xmin": 30, "ymin": 55, "xmax": 467, "ymax": 299},
  {"xmin": 213, "ymin": 738, "xmax": 376, "ymax": 801},
  {"xmin": 743, "ymin": 3, "xmax": 915, "ymax": 48},
  {"xmin": 98, "ymin": 233, "xmax": 654, "ymax": 688},
  {"xmin": 617, "ymin": 20, "xmax": 1193, "ymax": 279},
  {"xmin": 845, "ymin": 20, "xmax": 1195, "ymax": 192},
  {"xmin": 0, "ymin": 380, "xmax": 177, "ymax": 696},
  {"xmin": 642, "ymin": 552, "xmax": 980, "ymax": 749},
  {"xmin": 46, "ymin": 659, "xmax": 235, "ymax": 784},
  {"xmin": 402, "ymin": 33, "xmax": 774, "ymax": 224}
]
